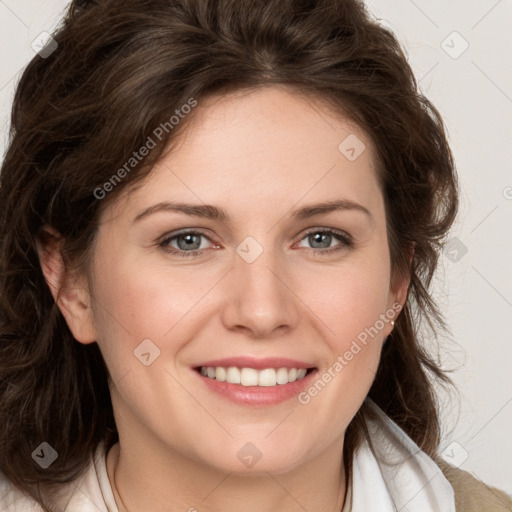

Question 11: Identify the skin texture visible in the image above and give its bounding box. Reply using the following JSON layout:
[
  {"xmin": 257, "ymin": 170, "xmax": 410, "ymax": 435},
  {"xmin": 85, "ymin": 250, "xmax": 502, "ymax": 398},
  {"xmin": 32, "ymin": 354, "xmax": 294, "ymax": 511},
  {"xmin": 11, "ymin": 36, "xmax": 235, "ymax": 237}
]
[{"xmin": 37, "ymin": 85, "xmax": 410, "ymax": 512}]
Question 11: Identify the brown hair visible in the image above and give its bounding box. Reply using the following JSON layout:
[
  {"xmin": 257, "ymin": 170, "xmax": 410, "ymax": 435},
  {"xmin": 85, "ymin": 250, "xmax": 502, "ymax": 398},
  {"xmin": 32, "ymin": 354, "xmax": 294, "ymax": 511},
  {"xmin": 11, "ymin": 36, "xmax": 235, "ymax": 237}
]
[{"xmin": 0, "ymin": 0, "xmax": 458, "ymax": 509}]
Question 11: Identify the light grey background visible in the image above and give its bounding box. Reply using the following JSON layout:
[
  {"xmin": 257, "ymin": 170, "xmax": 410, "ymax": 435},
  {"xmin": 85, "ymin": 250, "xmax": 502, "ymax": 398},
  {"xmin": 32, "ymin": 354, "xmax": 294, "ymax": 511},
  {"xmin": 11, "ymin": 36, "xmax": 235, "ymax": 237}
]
[{"xmin": 1, "ymin": 0, "xmax": 511, "ymax": 495}]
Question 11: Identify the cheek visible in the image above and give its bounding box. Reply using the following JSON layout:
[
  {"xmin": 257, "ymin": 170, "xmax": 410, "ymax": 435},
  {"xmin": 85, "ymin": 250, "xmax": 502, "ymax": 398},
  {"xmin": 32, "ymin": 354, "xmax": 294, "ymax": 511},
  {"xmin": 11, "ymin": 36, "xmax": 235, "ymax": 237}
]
[
  {"xmin": 295, "ymin": 257, "xmax": 391, "ymax": 346},
  {"xmin": 88, "ymin": 254, "xmax": 221, "ymax": 369},
  {"xmin": 88, "ymin": 263, "xmax": 203, "ymax": 437},
  {"xmin": 294, "ymin": 264, "xmax": 389, "ymax": 433},
  {"xmin": 293, "ymin": 251, "xmax": 391, "ymax": 413}
]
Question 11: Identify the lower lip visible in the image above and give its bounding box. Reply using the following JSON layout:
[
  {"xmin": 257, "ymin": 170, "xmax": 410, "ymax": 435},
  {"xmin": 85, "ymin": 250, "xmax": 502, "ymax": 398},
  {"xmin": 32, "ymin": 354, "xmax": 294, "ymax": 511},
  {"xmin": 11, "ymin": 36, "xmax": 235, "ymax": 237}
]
[{"xmin": 195, "ymin": 369, "xmax": 317, "ymax": 406}]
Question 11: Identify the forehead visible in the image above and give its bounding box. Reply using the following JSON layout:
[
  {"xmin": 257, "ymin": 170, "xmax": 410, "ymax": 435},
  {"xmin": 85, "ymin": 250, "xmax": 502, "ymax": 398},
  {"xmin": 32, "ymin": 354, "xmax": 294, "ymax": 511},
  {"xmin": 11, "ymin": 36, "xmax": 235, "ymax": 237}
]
[{"xmin": 110, "ymin": 85, "xmax": 383, "ymax": 223}]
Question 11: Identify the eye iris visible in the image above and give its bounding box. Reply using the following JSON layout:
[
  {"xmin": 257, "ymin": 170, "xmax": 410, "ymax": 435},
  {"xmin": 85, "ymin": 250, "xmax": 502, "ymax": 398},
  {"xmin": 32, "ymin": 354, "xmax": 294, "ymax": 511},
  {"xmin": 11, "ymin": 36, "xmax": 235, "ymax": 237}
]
[
  {"xmin": 171, "ymin": 231, "xmax": 340, "ymax": 252},
  {"xmin": 310, "ymin": 232, "xmax": 331, "ymax": 249},
  {"xmin": 177, "ymin": 234, "xmax": 201, "ymax": 250}
]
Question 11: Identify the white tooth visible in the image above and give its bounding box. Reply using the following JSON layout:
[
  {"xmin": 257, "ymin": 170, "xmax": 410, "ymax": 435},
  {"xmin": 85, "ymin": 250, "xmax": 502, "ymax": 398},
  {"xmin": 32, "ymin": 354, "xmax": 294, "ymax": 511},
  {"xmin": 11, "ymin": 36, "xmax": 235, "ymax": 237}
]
[
  {"xmin": 276, "ymin": 367, "xmax": 289, "ymax": 385},
  {"xmin": 241, "ymin": 367, "xmax": 259, "ymax": 386},
  {"xmin": 204, "ymin": 366, "xmax": 306, "ymax": 386},
  {"xmin": 226, "ymin": 366, "xmax": 241, "ymax": 384},
  {"xmin": 258, "ymin": 368, "xmax": 277, "ymax": 386},
  {"xmin": 215, "ymin": 367, "xmax": 226, "ymax": 382}
]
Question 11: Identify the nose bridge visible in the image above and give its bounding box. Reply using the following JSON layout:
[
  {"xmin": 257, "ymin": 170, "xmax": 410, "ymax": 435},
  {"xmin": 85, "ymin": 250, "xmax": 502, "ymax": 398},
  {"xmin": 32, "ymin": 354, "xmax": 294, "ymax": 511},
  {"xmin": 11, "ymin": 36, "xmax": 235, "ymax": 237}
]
[
  {"xmin": 234, "ymin": 236, "xmax": 285, "ymax": 301},
  {"xmin": 222, "ymin": 234, "xmax": 299, "ymax": 336}
]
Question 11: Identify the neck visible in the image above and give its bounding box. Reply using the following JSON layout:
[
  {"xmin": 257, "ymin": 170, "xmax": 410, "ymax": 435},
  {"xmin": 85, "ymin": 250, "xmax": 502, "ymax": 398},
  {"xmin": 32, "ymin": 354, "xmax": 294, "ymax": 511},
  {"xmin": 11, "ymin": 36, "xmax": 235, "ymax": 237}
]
[{"xmin": 106, "ymin": 437, "xmax": 347, "ymax": 512}]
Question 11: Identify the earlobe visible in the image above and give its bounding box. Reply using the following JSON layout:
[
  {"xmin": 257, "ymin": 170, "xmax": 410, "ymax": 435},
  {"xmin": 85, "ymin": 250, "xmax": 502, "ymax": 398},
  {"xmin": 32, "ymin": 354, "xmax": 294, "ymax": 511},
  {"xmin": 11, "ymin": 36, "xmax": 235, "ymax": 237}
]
[{"xmin": 36, "ymin": 226, "xmax": 97, "ymax": 344}]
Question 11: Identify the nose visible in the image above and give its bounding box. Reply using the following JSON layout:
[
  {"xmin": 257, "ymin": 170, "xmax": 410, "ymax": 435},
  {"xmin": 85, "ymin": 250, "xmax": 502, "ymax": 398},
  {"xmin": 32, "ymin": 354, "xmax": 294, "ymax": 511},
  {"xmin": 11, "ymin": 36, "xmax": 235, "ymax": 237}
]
[{"xmin": 220, "ymin": 243, "xmax": 301, "ymax": 339}]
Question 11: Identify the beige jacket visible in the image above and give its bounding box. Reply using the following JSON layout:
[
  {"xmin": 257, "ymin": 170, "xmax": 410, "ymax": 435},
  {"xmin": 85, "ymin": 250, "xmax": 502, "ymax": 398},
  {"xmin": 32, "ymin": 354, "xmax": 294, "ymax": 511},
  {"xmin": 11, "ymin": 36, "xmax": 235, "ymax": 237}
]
[{"xmin": 436, "ymin": 457, "xmax": 512, "ymax": 511}]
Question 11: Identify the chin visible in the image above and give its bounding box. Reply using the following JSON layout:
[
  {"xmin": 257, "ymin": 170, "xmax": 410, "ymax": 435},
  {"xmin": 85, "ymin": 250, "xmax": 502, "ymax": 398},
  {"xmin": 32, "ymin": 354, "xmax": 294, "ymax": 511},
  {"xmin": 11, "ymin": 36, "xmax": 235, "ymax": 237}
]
[{"xmin": 197, "ymin": 440, "xmax": 311, "ymax": 476}]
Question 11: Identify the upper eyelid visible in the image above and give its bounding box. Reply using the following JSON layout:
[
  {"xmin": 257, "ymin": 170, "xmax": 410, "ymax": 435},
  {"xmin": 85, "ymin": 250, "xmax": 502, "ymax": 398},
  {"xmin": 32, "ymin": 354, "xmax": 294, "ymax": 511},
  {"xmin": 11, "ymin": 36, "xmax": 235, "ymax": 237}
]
[{"xmin": 159, "ymin": 228, "xmax": 215, "ymax": 244}]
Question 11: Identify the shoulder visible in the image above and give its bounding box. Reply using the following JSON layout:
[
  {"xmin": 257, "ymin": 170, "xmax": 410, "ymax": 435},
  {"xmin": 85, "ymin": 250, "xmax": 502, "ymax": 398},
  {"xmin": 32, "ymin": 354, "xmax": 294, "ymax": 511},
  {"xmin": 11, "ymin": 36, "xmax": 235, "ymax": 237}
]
[
  {"xmin": 0, "ymin": 470, "xmax": 44, "ymax": 511},
  {"xmin": 434, "ymin": 457, "xmax": 512, "ymax": 512},
  {"xmin": 0, "ymin": 441, "xmax": 115, "ymax": 512},
  {"xmin": 361, "ymin": 399, "xmax": 511, "ymax": 512}
]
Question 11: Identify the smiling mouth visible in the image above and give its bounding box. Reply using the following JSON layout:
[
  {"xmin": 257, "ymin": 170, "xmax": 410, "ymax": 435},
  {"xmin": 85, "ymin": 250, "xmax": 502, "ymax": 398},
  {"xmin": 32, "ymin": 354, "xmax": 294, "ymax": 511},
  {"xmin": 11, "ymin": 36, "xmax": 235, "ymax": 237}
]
[{"xmin": 194, "ymin": 366, "xmax": 316, "ymax": 387}]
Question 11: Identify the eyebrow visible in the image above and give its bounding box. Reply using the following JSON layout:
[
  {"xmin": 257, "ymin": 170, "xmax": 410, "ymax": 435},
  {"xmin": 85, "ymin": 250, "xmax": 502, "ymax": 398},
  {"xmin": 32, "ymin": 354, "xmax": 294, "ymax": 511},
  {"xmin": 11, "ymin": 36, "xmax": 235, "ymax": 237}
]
[{"xmin": 133, "ymin": 199, "xmax": 372, "ymax": 224}]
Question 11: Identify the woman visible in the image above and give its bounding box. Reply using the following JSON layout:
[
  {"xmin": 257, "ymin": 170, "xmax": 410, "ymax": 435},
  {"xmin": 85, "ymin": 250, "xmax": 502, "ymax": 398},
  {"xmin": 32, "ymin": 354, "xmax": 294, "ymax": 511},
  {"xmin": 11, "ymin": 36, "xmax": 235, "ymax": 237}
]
[{"xmin": 0, "ymin": 0, "xmax": 510, "ymax": 510}]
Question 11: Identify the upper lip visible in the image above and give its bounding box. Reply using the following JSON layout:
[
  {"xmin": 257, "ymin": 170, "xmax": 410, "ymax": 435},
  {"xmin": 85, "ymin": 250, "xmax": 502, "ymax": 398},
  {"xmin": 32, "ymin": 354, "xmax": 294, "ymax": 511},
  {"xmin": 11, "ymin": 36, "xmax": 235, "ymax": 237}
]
[{"xmin": 194, "ymin": 356, "xmax": 315, "ymax": 370}]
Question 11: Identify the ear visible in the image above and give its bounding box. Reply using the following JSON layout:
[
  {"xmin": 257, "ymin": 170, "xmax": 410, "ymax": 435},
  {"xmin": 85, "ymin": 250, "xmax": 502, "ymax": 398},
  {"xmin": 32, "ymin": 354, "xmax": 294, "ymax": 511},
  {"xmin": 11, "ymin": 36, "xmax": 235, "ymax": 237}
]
[
  {"xmin": 35, "ymin": 225, "xmax": 97, "ymax": 344},
  {"xmin": 385, "ymin": 243, "xmax": 415, "ymax": 333}
]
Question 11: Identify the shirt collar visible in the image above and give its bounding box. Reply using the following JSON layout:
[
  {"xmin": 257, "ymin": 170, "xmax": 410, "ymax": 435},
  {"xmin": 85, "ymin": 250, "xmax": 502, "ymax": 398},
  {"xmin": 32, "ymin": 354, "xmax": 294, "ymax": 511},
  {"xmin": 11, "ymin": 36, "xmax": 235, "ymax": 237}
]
[{"xmin": 345, "ymin": 397, "xmax": 455, "ymax": 512}]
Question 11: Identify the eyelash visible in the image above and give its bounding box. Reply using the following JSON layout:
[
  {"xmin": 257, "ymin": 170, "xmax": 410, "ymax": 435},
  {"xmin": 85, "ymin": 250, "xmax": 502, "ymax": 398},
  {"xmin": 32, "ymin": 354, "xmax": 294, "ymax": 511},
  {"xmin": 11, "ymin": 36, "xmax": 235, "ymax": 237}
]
[{"xmin": 158, "ymin": 228, "xmax": 354, "ymax": 258}]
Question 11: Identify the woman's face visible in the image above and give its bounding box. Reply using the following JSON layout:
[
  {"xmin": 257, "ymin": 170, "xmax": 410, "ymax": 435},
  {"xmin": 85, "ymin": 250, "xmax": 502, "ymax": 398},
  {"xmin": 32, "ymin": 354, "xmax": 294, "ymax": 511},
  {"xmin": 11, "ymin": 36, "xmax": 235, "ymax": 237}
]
[{"xmin": 71, "ymin": 86, "xmax": 408, "ymax": 474}]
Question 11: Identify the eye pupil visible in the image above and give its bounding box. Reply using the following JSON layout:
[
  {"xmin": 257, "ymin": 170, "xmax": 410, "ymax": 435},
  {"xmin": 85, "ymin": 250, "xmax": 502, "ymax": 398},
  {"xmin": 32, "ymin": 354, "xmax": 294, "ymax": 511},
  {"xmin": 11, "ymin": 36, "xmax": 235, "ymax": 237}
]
[
  {"xmin": 178, "ymin": 234, "xmax": 201, "ymax": 250},
  {"xmin": 310, "ymin": 232, "xmax": 331, "ymax": 249}
]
